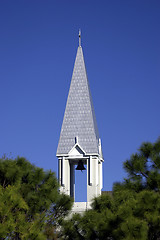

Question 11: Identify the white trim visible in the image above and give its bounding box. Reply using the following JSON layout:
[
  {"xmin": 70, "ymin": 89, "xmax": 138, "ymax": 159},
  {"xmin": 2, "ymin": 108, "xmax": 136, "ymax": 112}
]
[
  {"xmin": 68, "ymin": 143, "xmax": 86, "ymax": 155},
  {"xmin": 89, "ymin": 156, "xmax": 92, "ymax": 185},
  {"xmin": 62, "ymin": 157, "xmax": 65, "ymax": 186},
  {"xmin": 57, "ymin": 152, "xmax": 101, "ymax": 157}
]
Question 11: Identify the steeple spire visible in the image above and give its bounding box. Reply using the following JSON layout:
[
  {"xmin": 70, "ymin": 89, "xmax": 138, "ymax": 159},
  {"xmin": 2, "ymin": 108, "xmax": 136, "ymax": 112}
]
[
  {"xmin": 79, "ymin": 29, "xmax": 81, "ymax": 47},
  {"xmin": 57, "ymin": 38, "xmax": 100, "ymax": 156}
]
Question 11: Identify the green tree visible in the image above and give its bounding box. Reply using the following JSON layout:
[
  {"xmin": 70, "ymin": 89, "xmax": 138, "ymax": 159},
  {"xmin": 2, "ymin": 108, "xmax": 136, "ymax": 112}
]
[
  {"xmin": 0, "ymin": 156, "xmax": 73, "ymax": 239},
  {"xmin": 122, "ymin": 137, "xmax": 160, "ymax": 192}
]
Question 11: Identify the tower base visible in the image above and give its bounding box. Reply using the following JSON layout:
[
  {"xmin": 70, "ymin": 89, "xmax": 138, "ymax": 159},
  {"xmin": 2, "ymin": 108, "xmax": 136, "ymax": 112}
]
[{"xmin": 71, "ymin": 202, "xmax": 92, "ymax": 215}]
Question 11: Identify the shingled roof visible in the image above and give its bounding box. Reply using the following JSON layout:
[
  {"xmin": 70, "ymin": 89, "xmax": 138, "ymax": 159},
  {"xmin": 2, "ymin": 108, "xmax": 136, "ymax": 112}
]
[{"xmin": 57, "ymin": 42, "xmax": 100, "ymax": 156}]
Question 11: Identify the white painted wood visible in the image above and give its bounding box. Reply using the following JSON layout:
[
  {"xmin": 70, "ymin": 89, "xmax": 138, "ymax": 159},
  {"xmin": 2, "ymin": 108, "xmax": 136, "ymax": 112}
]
[
  {"xmin": 58, "ymin": 159, "xmax": 62, "ymax": 185},
  {"xmin": 62, "ymin": 157, "xmax": 65, "ymax": 186},
  {"xmin": 100, "ymin": 161, "xmax": 103, "ymax": 189},
  {"xmin": 95, "ymin": 158, "xmax": 98, "ymax": 186},
  {"xmin": 89, "ymin": 156, "xmax": 92, "ymax": 185}
]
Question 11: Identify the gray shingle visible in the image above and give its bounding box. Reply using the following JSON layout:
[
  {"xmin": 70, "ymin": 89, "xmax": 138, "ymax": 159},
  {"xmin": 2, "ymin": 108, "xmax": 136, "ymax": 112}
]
[{"xmin": 57, "ymin": 46, "xmax": 99, "ymax": 155}]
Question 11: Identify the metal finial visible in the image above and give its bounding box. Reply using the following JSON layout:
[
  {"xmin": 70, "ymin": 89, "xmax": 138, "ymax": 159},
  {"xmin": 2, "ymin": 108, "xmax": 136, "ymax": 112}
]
[{"xmin": 79, "ymin": 29, "xmax": 81, "ymax": 47}]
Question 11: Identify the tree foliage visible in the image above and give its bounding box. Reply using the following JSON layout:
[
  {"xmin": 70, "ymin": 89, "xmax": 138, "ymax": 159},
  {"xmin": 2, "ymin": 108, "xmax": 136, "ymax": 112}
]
[
  {"xmin": 0, "ymin": 156, "xmax": 73, "ymax": 239},
  {"xmin": 61, "ymin": 138, "xmax": 160, "ymax": 240},
  {"xmin": 123, "ymin": 138, "xmax": 160, "ymax": 192}
]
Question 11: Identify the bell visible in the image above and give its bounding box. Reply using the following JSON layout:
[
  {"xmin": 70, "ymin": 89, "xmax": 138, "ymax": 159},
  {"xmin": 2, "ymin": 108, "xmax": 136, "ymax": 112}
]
[{"xmin": 76, "ymin": 160, "xmax": 86, "ymax": 171}]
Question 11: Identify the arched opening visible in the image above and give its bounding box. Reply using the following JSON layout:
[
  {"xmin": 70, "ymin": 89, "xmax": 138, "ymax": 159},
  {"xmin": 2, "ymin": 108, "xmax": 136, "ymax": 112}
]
[{"xmin": 75, "ymin": 165, "xmax": 87, "ymax": 202}]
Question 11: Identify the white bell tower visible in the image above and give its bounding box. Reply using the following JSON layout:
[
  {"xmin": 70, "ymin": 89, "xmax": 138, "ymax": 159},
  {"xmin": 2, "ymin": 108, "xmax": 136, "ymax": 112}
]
[{"xmin": 56, "ymin": 31, "xmax": 104, "ymax": 212}]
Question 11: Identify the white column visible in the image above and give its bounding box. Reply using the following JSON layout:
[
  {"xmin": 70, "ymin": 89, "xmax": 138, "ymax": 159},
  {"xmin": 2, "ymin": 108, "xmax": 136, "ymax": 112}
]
[
  {"xmin": 95, "ymin": 158, "xmax": 98, "ymax": 186},
  {"xmin": 60, "ymin": 157, "xmax": 70, "ymax": 196},
  {"xmin": 100, "ymin": 161, "xmax": 103, "ymax": 190},
  {"xmin": 89, "ymin": 156, "xmax": 92, "ymax": 185},
  {"xmin": 62, "ymin": 157, "xmax": 65, "ymax": 186},
  {"xmin": 58, "ymin": 158, "xmax": 62, "ymax": 186}
]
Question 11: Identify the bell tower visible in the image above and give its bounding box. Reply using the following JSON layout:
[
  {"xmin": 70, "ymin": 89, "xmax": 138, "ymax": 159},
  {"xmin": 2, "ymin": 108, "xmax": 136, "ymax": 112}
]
[{"xmin": 56, "ymin": 31, "xmax": 104, "ymax": 211}]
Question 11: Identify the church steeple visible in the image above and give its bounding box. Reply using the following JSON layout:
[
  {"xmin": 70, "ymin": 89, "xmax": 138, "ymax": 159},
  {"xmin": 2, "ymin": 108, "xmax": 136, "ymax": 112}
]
[{"xmin": 56, "ymin": 32, "xmax": 103, "ymax": 208}]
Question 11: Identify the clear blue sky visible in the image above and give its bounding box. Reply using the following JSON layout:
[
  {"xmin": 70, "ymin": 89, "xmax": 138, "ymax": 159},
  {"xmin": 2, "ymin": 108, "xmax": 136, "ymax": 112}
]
[{"xmin": 0, "ymin": 0, "xmax": 160, "ymax": 201}]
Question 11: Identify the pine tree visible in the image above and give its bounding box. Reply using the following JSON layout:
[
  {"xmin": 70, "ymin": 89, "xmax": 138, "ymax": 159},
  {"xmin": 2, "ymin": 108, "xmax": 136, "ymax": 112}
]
[{"xmin": 0, "ymin": 156, "xmax": 73, "ymax": 239}]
